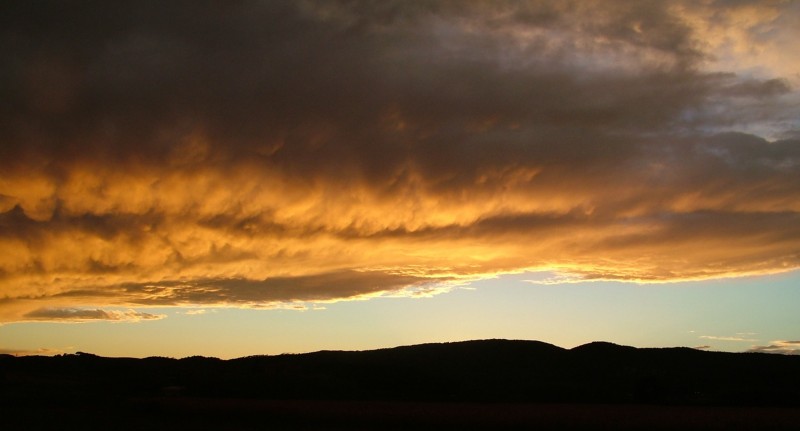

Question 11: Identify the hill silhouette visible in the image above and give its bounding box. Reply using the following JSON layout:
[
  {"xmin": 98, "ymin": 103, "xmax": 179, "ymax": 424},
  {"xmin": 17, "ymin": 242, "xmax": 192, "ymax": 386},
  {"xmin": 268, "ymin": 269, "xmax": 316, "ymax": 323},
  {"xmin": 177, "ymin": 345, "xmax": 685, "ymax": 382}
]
[{"xmin": 2, "ymin": 339, "xmax": 799, "ymax": 429}]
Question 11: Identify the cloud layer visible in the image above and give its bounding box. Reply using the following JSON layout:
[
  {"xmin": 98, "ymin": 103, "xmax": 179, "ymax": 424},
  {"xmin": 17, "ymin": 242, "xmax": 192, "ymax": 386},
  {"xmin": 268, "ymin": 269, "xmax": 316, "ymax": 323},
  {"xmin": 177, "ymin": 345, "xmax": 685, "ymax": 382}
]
[
  {"xmin": 748, "ymin": 340, "xmax": 800, "ymax": 355},
  {"xmin": 2, "ymin": 1, "xmax": 799, "ymax": 322},
  {"xmin": 22, "ymin": 308, "xmax": 165, "ymax": 323}
]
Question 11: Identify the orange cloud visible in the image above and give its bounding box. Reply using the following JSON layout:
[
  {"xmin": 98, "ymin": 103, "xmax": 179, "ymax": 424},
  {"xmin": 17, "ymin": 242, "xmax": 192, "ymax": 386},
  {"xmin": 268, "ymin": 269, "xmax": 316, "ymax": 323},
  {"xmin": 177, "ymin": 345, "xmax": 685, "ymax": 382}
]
[{"xmin": 1, "ymin": 1, "xmax": 799, "ymax": 322}]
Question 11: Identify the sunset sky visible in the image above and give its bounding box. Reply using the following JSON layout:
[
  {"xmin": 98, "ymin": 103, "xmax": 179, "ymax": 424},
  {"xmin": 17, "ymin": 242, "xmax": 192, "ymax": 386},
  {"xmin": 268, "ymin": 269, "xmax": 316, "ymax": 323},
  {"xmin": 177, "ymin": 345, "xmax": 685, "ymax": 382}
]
[{"xmin": 2, "ymin": 0, "xmax": 799, "ymax": 358}]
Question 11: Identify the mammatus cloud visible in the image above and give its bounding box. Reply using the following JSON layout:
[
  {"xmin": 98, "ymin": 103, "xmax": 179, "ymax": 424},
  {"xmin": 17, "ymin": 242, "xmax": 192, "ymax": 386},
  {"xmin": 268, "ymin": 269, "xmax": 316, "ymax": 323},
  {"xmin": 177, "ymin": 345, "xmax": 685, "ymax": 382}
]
[
  {"xmin": 747, "ymin": 340, "xmax": 800, "ymax": 355},
  {"xmin": 1, "ymin": 1, "xmax": 800, "ymax": 322}
]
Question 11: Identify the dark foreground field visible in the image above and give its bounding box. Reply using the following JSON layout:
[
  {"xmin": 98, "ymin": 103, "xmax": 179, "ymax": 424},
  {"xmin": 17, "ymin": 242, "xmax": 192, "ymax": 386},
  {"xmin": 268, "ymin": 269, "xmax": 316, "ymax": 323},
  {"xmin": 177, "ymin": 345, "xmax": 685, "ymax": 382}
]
[
  {"xmin": 3, "ymin": 340, "xmax": 800, "ymax": 429},
  {"xmin": 7, "ymin": 398, "xmax": 800, "ymax": 430}
]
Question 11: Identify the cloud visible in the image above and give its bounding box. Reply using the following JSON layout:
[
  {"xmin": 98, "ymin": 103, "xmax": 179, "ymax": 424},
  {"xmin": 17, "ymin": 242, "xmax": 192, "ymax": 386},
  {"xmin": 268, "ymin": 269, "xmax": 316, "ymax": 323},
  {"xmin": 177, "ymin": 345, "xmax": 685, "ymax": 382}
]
[
  {"xmin": 699, "ymin": 335, "xmax": 758, "ymax": 342},
  {"xmin": 678, "ymin": 0, "xmax": 800, "ymax": 82},
  {"xmin": 747, "ymin": 340, "xmax": 800, "ymax": 355},
  {"xmin": 1, "ymin": 1, "xmax": 799, "ymax": 321},
  {"xmin": 20, "ymin": 308, "xmax": 165, "ymax": 323},
  {"xmin": 1, "ymin": 270, "xmax": 452, "ymax": 322},
  {"xmin": 693, "ymin": 345, "xmax": 712, "ymax": 350},
  {"xmin": 0, "ymin": 347, "xmax": 67, "ymax": 356},
  {"xmin": 183, "ymin": 309, "xmax": 210, "ymax": 315}
]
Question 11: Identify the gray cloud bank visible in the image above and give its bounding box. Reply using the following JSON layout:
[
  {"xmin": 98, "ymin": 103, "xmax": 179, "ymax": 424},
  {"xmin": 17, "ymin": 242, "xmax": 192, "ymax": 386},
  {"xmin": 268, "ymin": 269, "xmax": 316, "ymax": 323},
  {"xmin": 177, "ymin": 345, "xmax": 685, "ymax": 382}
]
[{"xmin": 1, "ymin": 1, "xmax": 799, "ymax": 321}]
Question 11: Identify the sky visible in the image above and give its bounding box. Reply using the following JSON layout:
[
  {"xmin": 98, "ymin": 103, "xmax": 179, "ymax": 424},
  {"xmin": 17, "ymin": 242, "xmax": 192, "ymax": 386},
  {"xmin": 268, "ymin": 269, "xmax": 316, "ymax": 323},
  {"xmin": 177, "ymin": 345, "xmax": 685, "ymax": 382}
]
[{"xmin": 1, "ymin": 0, "xmax": 799, "ymax": 358}]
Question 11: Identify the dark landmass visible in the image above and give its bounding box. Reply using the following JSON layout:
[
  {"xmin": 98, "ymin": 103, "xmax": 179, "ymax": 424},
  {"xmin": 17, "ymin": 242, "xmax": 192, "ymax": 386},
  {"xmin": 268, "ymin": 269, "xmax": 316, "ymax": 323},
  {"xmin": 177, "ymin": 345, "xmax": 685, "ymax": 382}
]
[{"xmin": 2, "ymin": 339, "xmax": 799, "ymax": 430}]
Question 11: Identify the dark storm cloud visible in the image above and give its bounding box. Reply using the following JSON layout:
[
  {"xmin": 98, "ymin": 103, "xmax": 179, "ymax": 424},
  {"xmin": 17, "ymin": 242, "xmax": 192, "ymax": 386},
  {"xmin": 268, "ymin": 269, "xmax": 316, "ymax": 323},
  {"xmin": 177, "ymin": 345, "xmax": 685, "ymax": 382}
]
[
  {"xmin": 1, "ymin": 1, "xmax": 799, "ymax": 321},
  {"xmin": 0, "ymin": 1, "xmax": 704, "ymax": 169}
]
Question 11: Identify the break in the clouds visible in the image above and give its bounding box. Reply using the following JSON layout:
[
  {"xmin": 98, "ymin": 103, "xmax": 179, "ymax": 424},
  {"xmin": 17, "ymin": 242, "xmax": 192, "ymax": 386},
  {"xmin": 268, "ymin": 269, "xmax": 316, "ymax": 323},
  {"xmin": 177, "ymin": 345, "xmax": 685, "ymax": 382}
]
[{"xmin": 1, "ymin": 1, "xmax": 799, "ymax": 322}]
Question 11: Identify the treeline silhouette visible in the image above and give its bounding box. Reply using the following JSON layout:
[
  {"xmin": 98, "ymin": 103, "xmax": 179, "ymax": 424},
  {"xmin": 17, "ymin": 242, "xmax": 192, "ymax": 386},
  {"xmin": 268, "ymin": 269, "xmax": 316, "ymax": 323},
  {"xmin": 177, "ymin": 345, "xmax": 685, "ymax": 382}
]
[
  {"xmin": 3, "ymin": 339, "xmax": 799, "ymax": 404},
  {"xmin": 2, "ymin": 340, "xmax": 800, "ymax": 430}
]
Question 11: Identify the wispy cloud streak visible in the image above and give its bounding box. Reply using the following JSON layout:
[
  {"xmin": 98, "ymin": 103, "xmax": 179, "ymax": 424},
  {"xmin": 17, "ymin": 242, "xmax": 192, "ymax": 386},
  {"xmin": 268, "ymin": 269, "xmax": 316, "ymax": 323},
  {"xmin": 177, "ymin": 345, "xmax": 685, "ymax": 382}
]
[
  {"xmin": 700, "ymin": 335, "xmax": 758, "ymax": 342},
  {"xmin": 748, "ymin": 340, "xmax": 800, "ymax": 355},
  {"xmin": 20, "ymin": 308, "xmax": 165, "ymax": 323}
]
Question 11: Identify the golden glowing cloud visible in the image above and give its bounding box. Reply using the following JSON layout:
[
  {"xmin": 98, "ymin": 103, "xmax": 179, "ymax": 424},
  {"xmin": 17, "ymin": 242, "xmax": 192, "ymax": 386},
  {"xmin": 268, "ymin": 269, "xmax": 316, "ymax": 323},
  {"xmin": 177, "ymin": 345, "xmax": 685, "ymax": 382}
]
[{"xmin": 1, "ymin": 1, "xmax": 799, "ymax": 322}]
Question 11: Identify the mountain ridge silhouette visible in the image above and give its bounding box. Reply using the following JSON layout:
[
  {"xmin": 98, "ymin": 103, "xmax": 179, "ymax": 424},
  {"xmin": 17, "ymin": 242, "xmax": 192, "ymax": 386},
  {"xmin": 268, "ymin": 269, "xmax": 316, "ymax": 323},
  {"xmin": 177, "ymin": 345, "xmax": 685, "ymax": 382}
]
[
  {"xmin": 3, "ymin": 338, "xmax": 799, "ymax": 405},
  {"xmin": 3, "ymin": 339, "xmax": 800, "ymax": 430}
]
